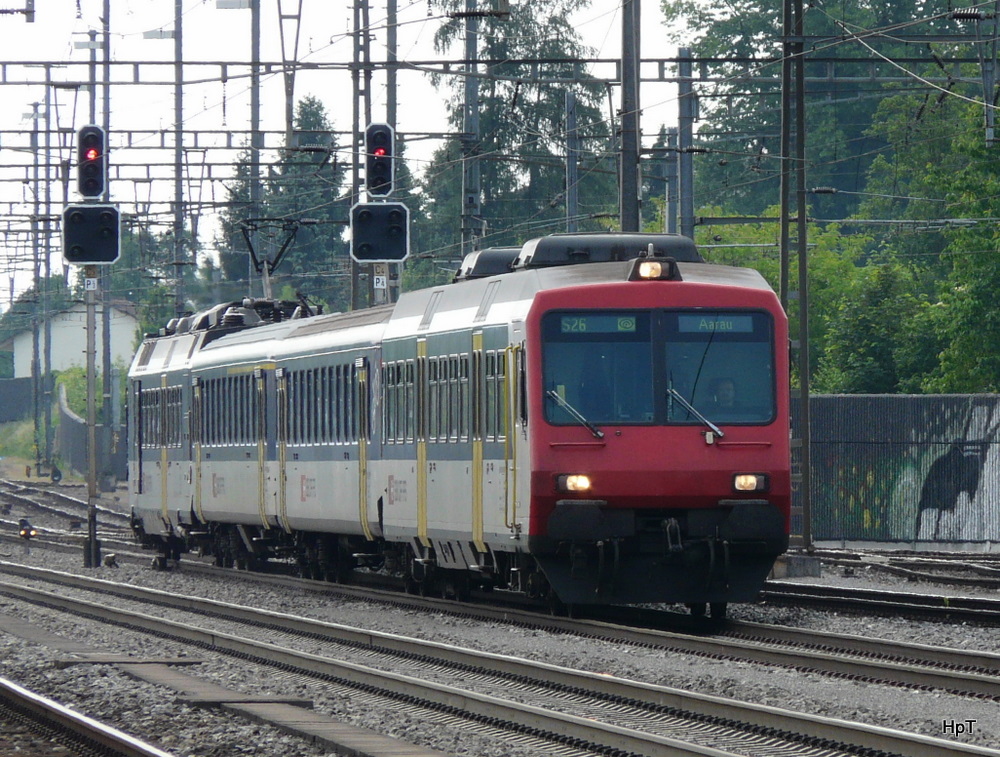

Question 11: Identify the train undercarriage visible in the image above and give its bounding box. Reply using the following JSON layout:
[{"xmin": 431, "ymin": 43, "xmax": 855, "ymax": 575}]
[
  {"xmin": 132, "ymin": 505, "xmax": 786, "ymax": 621},
  {"xmin": 132, "ymin": 515, "xmax": 559, "ymax": 606}
]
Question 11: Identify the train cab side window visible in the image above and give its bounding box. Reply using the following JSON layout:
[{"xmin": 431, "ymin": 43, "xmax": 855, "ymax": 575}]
[{"xmin": 517, "ymin": 347, "xmax": 527, "ymax": 426}]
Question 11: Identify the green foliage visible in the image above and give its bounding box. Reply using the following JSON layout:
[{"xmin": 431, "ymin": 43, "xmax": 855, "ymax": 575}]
[
  {"xmin": 813, "ymin": 263, "xmax": 932, "ymax": 393},
  {"xmin": 216, "ymin": 96, "xmax": 350, "ymax": 311},
  {"xmin": 54, "ymin": 366, "xmax": 127, "ymax": 423},
  {"xmin": 0, "ymin": 419, "xmax": 37, "ymax": 460},
  {"xmin": 421, "ymin": 0, "xmax": 618, "ymax": 256}
]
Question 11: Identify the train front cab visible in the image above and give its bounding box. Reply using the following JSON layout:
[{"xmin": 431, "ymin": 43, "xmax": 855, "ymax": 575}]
[{"xmin": 524, "ymin": 262, "xmax": 791, "ymax": 609}]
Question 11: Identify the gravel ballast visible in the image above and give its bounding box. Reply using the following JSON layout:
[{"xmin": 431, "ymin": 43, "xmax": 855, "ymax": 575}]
[{"xmin": 0, "ymin": 541, "xmax": 997, "ymax": 756}]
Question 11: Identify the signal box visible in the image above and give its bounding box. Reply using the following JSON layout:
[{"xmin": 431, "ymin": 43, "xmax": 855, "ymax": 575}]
[
  {"xmin": 62, "ymin": 204, "xmax": 121, "ymax": 265},
  {"xmin": 350, "ymin": 202, "xmax": 409, "ymax": 263}
]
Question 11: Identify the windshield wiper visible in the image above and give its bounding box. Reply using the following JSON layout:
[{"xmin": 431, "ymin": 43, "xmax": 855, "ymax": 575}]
[
  {"xmin": 667, "ymin": 388, "xmax": 725, "ymax": 439},
  {"xmin": 546, "ymin": 390, "xmax": 605, "ymax": 439}
]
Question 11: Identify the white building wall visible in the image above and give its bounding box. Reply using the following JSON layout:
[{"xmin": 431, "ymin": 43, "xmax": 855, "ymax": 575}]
[{"xmin": 12, "ymin": 306, "xmax": 138, "ymax": 378}]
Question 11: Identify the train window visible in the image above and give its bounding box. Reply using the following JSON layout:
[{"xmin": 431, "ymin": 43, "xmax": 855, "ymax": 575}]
[
  {"xmin": 328, "ymin": 366, "xmax": 337, "ymax": 443},
  {"xmin": 459, "ymin": 354, "xmax": 470, "ymax": 442},
  {"xmin": 308, "ymin": 369, "xmax": 318, "ymax": 443},
  {"xmin": 428, "ymin": 358, "xmax": 439, "ymax": 442},
  {"xmin": 348, "ymin": 363, "xmax": 357, "ymax": 442},
  {"xmin": 542, "ymin": 312, "xmax": 652, "ymax": 426},
  {"xmin": 302, "ymin": 371, "xmax": 309, "ymax": 443},
  {"xmin": 382, "ymin": 364, "xmax": 392, "ymax": 444},
  {"xmin": 339, "ymin": 365, "xmax": 347, "ymax": 443},
  {"xmin": 333, "ymin": 366, "xmax": 341, "ymax": 443},
  {"xmin": 318, "ymin": 367, "xmax": 327, "ymax": 443},
  {"xmin": 450, "ymin": 356, "xmax": 461, "ymax": 442},
  {"xmin": 416, "ymin": 354, "xmax": 427, "ymax": 443},
  {"xmin": 664, "ymin": 310, "xmax": 775, "ymax": 425},
  {"xmin": 472, "ymin": 351, "xmax": 483, "ymax": 442},
  {"xmin": 405, "ymin": 360, "xmax": 415, "ymax": 443}
]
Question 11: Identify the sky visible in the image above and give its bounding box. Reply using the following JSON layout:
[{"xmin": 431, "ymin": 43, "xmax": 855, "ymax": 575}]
[{"xmin": 0, "ymin": 0, "xmax": 683, "ymax": 311}]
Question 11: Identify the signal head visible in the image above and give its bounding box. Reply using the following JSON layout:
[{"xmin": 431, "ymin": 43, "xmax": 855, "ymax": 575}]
[
  {"xmin": 77, "ymin": 125, "xmax": 107, "ymax": 199},
  {"xmin": 364, "ymin": 123, "xmax": 395, "ymax": 197}
]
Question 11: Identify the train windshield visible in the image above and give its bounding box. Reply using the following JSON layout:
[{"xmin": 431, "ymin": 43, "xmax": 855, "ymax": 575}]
[
  {"xmin": 664, "ymin": 310, "xmax": 775, "ymax": 424},
  {"xmin": 542, "ymin": 312, "xmax": 655, "ymax": 425},
  {"xmin": 542, "ymin": 309, "xmax": 774, "ymax": 427}
]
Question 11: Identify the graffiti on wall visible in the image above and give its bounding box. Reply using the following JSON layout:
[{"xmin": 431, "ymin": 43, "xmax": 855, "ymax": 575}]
[{"xmin": 804, "ymin": 396, "xmax": 1000, "ymax": 544}]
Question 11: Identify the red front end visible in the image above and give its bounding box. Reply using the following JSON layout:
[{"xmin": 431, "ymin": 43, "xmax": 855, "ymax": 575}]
[{"xmin": 523, "ymin": 273, "xmax": 790, "ymax": 606}]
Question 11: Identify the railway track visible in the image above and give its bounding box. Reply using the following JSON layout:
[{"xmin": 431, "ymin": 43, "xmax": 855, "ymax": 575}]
[
  {"xmin": 0, "ymin": 675, "xmax": 173, "ymax": 757},
  {"xmin": 0, "ymin": 561, "xmax": 997, "ymax": 757},
  {"xmin": 760, "ymin": 581, "xmax": 1000, "ymax": 623}
]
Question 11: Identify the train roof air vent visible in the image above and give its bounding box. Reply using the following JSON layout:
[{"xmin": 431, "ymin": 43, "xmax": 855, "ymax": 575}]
[
  {"xmin": 453, "ymin": 247, "xmax": 520, "ymax": 281},
  {"xmin": 513, "ymin": 232, "xmax": 702, "ymax": 269}
]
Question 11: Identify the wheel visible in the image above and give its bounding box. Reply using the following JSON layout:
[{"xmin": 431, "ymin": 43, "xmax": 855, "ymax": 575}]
[{"xmin": 687, "ymin": 602, "xmax": 707, "ymax": 618}]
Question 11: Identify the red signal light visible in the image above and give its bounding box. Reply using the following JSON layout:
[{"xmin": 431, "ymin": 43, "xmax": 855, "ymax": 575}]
[
  {"xmin": 85, "ymin": 147, "xmax": 100, "ymax": 161},
  {"xmin": 373, "ymin": 147, "xmax": 387, "ymax": 157}
]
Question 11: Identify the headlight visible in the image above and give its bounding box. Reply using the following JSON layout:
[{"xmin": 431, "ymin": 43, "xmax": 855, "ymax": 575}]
[
  {"xmin": 733, "ymin": 473, "xmax": 768, "ymax": 492},
  {"xmin": 557, "ymin": 474, "xmax": 592, "ymax": 492},
  {"xmin": 637, "ymin": 260, "xmax": 663, "ymax": 279}
]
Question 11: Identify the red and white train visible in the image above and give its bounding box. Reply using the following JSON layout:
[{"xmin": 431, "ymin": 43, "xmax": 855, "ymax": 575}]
[{"xmin": 129, "ymin": 232, "xmax": 790, "ymax": 617}]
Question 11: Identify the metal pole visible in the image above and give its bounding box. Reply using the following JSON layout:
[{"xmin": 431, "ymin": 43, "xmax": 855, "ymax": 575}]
[
  {"xmin": 779, "ymin": 0, "xmax": 792, "ymax": 309},
  {"xmin": 665, "ymin": 127, "xmax": 678, "ymax": 234},
  {"xmin": 387, "ymin": 0, "xmax": 400, "ymax": 302},
  {"xmin": 794, "ymin": 0, "xmax": 813, "ymax": 550},
  {"xmin": 460, "ymin": 0, "xmax": 481, "ymax": 257},
  {"xmin": 619, "ymin": 0, "xmax": 640, "ymax": 231},
  {"xmin": 678, "ymin": 48, "xmax": 695, "ymax": 239},
  {"xmin": 565, "ymin": 91, "xmax": 579, "ymax": 232},
  {"xmin": 43, "ymin": 84, "xmax": 54, "ymax": 470},
  {"xmin": 85, "ymin": 265, "xmax": 100, "ymax": 568},
  {"xmin": 174, "ymin": 0, "xmax": 185, "ymax": 316},
  {"xmin": 250, "ymin": 0, "xmax": 262, "ymax": 298},
  {"xmin": 30, "ymin": 102, "xmax": 40, "ymax": 475}
]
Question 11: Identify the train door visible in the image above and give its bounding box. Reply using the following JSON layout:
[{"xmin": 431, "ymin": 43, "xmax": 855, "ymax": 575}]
[
  {"xmin": 415, "ymin": 338, "xmax": 430, "ymax": 548},
  {"xmin": 471, "ymin": 331, "xmax": 486, "ymax": 552},
  {"xmin": 158, "ymin": 375, "xmax": 170, "ymax": 524},
  {"xmin": 505, "ymin": 325, "xmax": 527, "ymax": 539},
  {"xmin": 255, "ymin": 366, "xmax": 272, "ymax": 528},
  {"xmin": 355, "ymin": 357, "xmax": 375, "ymax": 541},
  {"xmin": 131, "ymin": 380, "xmax": 143, "ymax": 494},
  {"xmin": 275, "ymin": 367, "xmax": 291, "ymax": 532},
  {"xmin": 191, "ymin": 377, "xmax": 205, "ymax": 524}
]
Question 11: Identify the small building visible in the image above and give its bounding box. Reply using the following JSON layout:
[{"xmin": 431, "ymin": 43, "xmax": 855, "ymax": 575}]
[{"xmin": 1, "ymin": 301, "xmax": 139, "ymax": 378}]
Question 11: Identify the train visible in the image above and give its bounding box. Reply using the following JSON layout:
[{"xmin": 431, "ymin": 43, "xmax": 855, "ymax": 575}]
[{"xmin": 128, "ymin": 232, "xmax": 791, "ymax": 618}]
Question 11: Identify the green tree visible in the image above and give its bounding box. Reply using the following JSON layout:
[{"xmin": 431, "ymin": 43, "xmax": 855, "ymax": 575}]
[
  {"xmin": 265, "ymin": 96, "xmax": 351, "ymax": 311},
  {"xmin": 658, "ymin": 0, "xmax": 959, "ymax": 219},
  {"xmin": 420, "ymin": 0, "xmax": 617, "ymax": 257},
  {"xmin": 813, "ymin": 263, "xmax": 933, "ymax": 393}
]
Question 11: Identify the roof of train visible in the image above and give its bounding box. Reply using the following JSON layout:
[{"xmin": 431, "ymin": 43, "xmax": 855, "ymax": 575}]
[{"xmin": 131, "ymin": 258, "xmax": 776, "ymax": 376}]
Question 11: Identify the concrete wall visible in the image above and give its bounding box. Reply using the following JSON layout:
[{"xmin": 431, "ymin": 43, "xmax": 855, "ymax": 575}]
[
  {"xmin": 0, "ymin": 378, "xmax": 33, "ymax": 422},
  {"xmin": 56, "ymin": 385, "xmax": 126, "ymax": 486}
]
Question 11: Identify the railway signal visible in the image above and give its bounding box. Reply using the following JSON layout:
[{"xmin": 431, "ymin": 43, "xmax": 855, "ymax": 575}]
[
  {"xmin": 350, "ymin": 201, "xmax": 409, "ymax": 262},
  {"xmin": 77, "ymin": 125, "xmax": 107, "ymax": 199},
  {"xmin": 62, "ymin": 204, "xmax": 121, "ymax": 265},
  {"xmin": 18, "ymin": 519, "xmax": 37, "ymax": 540},
  {"xmin": 364, "ymin": 122, "xmax": 394, "ymax": 196}
]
